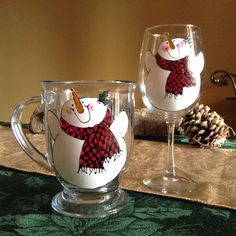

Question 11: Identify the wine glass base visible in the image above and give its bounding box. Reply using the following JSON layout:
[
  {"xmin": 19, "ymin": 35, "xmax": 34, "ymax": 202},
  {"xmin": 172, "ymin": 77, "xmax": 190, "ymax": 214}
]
[
  {"xmin": 143, "ymin": 175, "xmax": 198, "ymax": 195},
  {"xmin": 51, "ymin": 188, "xmax": 128, "ymax": 218}
]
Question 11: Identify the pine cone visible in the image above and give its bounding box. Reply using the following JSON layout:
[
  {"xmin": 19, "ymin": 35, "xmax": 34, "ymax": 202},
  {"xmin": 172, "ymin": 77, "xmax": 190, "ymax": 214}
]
[
  {"xmin": 178, "ymin": 104, "xmax": 235, "ymax": 148},
  {"xmin": 29, "ymin": 104, "xmax": 45, "ymax": 134}
]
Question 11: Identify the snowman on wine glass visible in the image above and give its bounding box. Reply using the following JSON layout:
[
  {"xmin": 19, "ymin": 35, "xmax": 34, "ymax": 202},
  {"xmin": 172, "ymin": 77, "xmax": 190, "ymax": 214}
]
[
  {"xmin": 139, "ymin": 25, "xmax": 205, "ymax": 194},
  {"xmin": 144, "ymin": 33, "xmax": 204, "ymax": 112}
]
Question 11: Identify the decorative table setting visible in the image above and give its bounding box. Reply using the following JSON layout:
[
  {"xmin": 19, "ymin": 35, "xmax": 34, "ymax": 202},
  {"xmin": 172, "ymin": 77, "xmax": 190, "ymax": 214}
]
[
  {"xmin": 1, "ymin": 118, "xmax": 236, "ymax": 235},
  {"xmin": 1, "ymin": 24, "xmax": 236, "ymax": 235}
]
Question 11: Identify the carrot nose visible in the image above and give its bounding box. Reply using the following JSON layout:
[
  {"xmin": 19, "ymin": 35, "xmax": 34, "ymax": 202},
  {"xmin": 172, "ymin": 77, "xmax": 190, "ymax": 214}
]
[
  {"xmin": 71, "ymin": 89, "xmax": 84, "ymax": 113},
  {"xmin": 165, "ymin": 32, "xmax": 175, "ymax": 50}
]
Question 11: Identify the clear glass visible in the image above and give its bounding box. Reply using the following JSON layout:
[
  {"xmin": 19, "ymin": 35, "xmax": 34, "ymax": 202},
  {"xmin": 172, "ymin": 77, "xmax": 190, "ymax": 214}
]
[
  {"xmin": 138, "ymin": 24, "xmax": 205, "ymax": 194},
  {"xmin": 11, "ymin": 80, "xmax": 136, "ymax": 217}
]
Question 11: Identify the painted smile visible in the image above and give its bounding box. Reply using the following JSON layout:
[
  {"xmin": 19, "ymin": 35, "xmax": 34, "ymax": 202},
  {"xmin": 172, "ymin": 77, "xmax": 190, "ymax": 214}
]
[
  {"xmin": 167, "ymin": 46, "xmax": 180, "ymax": 59},
  {"xmin": 72, "ymin": 105, "xmax": 91, "ymax": 124}
]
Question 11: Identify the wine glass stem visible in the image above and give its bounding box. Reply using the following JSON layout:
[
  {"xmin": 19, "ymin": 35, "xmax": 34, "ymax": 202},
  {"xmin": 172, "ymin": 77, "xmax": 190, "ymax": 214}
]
[{"xmin": 165, "ymin": 122, "xmax": 176, "ymax": 177}]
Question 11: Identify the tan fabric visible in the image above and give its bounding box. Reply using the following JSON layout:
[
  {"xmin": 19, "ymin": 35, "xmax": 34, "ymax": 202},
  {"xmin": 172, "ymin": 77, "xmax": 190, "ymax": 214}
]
[
  {"xmin": 120, "ymin": 139, "xmax": 236, "ymax": 210},
  {"xmin": 1, "ymin": 126, "xmax": 236, "ymax": 210},
  {"xmin": 0, "ymin": 126, "xmax": 51, "ymax": 175}
]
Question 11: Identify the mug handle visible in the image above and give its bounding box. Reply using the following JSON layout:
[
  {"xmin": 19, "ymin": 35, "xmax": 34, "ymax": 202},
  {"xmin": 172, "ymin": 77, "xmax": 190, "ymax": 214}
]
[{"xmin": 11, "ymin": 96, "xmax": 50, "ymax": 171}]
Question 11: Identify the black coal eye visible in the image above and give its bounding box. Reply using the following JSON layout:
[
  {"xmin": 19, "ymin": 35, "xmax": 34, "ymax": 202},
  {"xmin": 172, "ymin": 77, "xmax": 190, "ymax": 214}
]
[{"xmin": 71, "ymin": 104, "xmax": 74, "ymax": 107}]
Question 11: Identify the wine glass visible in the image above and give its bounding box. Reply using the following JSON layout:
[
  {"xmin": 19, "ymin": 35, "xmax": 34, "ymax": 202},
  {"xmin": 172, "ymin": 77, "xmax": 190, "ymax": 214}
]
[{"xmin": 138, "ymin": 24, "xmax": 205, "ymax": 194}]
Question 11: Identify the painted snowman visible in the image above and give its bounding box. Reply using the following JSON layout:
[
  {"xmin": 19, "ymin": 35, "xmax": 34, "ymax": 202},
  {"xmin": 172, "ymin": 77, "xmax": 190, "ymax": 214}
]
[
  {"xmin": 144, "ymin": 34, "xmax": 204, "ymax": 111},
  {"xmin": 47, "ymin": 89, "xmax": 128, "ymax": 189}
]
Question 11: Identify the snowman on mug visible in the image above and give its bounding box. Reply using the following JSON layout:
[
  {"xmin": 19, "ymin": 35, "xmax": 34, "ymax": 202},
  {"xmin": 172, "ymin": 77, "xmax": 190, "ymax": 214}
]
[{"xmin": 48, "ymin": 89, "xmax": 128, "ymax": 189}]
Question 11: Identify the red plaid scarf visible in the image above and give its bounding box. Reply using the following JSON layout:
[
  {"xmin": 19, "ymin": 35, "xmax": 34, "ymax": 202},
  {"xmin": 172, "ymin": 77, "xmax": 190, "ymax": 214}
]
[
  {"xmin": 60, "ymin": 112, "xmax": 120, "ymax": 171},
  {"xmin": 155, "ymin": 53, "xmax": 196, "ymax": 96}
]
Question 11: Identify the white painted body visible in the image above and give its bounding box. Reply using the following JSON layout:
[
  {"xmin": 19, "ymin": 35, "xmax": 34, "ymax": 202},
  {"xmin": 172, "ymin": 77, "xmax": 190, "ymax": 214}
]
[
  {"xmin": 144, "ymin": 38, "xmax": 204, "ymax": 112},
  {"xmin": 48, "ymin": 95, "xmax": 128, "ymax": 189}
]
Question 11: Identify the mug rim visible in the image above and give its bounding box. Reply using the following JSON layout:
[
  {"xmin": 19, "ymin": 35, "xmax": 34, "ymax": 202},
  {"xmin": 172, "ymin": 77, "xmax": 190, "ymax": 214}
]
[{"xmin": 41, "ymin": 80, "xmax": 137, "ymax": 86}]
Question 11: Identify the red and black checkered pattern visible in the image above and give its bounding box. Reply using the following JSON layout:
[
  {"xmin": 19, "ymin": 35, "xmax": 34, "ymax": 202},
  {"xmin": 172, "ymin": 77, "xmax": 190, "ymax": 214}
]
[
  {"xmin": 59, "ymin": 111, "xmax": 120, "ymax": 171},
  {"xmin": 155, "ymin": 53, "xmax": 196, "ymax": 96}
]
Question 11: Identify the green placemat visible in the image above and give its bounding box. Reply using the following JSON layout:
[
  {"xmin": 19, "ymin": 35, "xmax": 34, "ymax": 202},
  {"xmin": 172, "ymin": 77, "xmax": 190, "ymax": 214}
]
[{"xmin": 1, "ymin": 166, "xmax": 236, "ymax": 235}]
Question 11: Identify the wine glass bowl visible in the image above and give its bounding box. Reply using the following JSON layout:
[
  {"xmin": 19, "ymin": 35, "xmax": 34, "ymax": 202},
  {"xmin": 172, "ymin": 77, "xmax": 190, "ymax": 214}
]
[{"xmin": 139, "ymin": 24, "xmax": 205, "ymax": 194}]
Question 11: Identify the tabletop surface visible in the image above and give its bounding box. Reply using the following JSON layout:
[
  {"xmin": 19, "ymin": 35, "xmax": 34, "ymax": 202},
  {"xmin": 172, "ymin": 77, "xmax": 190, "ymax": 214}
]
[
  {"xmin": 1, "ymin": 122, "xmax": 236, "ymax": 235},
  {"xmin": 1, "ymin": 166, "xmax": 236, "ymax": 236}
]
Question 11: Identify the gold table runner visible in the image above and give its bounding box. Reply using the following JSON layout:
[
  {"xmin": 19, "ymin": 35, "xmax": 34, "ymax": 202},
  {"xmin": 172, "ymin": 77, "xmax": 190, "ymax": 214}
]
[
  {"xmin": 1, "ymin": 126, "xmax": 236, "ymax": 210},
  {"xmin": 0, "ymin": 126, "xmax": 51, "ymax": 175}
]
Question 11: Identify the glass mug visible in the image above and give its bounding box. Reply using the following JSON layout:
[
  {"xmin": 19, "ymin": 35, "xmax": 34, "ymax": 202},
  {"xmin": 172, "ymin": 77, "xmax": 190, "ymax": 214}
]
[{"xmin": 11, "ymin": 80, "xmax": 136, "ymax": 218}]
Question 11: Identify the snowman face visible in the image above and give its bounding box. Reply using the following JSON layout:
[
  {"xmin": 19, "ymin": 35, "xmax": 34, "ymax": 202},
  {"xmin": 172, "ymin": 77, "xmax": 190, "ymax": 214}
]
[
  {"xmin": 158, "ymin": 38, "xmax": 191, "ymax": 61},
  {"xmin": 61, "ymin": 97, "xmax": 107, "ymax": 128}
]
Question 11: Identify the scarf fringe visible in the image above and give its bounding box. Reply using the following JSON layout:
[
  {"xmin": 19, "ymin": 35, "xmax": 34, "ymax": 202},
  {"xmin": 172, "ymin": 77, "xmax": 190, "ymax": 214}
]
[
  {"xmin": 77, "ymin": 152, "xmax": 123, "ymax": 175},
  {"xmin": 78, "ymin": 167, "xmax": 106, "ymax": 175}
]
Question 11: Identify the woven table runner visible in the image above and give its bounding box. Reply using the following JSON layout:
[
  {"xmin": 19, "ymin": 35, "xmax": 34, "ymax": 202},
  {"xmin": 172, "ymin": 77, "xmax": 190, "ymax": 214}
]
[{"xmin": 1, "ymin": 125, "xmax": 236, "ymax": 210}]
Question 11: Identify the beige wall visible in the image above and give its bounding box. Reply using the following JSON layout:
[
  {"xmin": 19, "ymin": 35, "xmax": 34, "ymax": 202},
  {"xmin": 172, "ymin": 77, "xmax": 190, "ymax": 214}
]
[{"xmin": 0, "ymin": 0, "xmax": 235, "ymax": 130}]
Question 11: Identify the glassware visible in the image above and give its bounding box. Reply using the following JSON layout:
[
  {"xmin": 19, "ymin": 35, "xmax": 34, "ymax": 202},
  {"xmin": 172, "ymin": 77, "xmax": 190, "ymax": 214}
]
[
  {"xmin": 138, "ymin": 24, "xmax": 205, "ymax": 194},
  {"xmin": 11, "ymin": 80, "xmax": 136, "ymax": 217}
]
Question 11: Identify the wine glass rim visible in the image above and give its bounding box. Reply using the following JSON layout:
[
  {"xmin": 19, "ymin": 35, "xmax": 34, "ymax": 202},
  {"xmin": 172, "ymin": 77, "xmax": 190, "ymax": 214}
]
[{"xmin": 144, "ymin": 24, "xmax": 201, "ymax": 34}]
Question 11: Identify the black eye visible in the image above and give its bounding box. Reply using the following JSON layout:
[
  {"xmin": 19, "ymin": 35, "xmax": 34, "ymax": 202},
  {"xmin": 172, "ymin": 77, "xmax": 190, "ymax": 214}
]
[{"xmin": 71, "ymin": 104, "xmax": 74, "ymax": 107}]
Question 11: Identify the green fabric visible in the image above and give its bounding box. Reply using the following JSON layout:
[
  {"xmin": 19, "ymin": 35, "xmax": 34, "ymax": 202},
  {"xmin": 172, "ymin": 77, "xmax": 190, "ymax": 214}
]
[
  {"xmin": 0, "ymin": 167, "xmax": 236, "ymax": 235},
  {"xmin": 174, "ymin": 136, "xmax": 236, "ymax": 149},
  {"xmin": 0, "ymin": 121, "xmax": 28, "ymax": 129}
]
